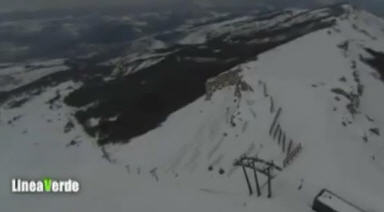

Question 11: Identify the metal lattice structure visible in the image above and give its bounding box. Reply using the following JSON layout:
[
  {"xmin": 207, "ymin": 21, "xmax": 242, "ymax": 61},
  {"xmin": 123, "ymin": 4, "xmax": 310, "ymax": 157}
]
[{"xmin": 234, "ymin": 156, "xmax": 282, "ymax": 198}]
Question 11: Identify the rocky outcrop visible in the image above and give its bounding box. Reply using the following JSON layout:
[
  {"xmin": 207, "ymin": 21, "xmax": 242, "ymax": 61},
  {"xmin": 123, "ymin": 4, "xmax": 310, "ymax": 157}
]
[{"xmin": 205, "ymin": 69, "xmax": 253, "ymax": 100}]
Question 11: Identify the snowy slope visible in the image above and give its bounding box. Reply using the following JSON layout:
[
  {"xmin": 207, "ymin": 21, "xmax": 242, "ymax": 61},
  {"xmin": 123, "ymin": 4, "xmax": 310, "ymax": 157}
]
[
  {"xmin": 106, "ymin": 8, "xmax": 384, "ymax": 210},
  {"xmin": 0, "ymin": 59, "xmax": 68, "ymax": 92},
  {"xmin": 1, "ymin": 4, "xmax": 384, "ymax": 212}
]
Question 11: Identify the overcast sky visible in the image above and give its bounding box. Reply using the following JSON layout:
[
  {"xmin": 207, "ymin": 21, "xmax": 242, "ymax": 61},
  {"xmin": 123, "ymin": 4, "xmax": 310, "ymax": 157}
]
[
  {"xmin": 0, "ymin": 0, "xmax": 179, "ymax": 11},
  {"xmin": 0, "ymin": 0, "xmax": 383, "ymax": 13},
  {"xmin": 0, "ymin": 0, "xmax": 319, "ymax": 11}
]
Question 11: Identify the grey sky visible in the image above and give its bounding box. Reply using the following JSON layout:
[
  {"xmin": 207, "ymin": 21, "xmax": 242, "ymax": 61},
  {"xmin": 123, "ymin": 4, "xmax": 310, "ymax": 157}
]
[
  {"xmin": 0, "ymin": 0, "xmax": 176, "ymax": 11},
  {"xmin": 1, "ymin": 0, "xmax": 383, "ymax": 14},
  {"xmin": 0, "ymin": 0, "xmax": 323, "ymax": 11}
]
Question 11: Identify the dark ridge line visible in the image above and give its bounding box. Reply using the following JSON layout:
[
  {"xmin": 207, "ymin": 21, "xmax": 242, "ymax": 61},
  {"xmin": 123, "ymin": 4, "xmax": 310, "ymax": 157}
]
[
  {"xmin": 1, "ymin": 5, "xmax": 346, "ymax": 146},
  {"xmin": 64, "ymin": 15, "xmax": 338, "ymax": 145}
]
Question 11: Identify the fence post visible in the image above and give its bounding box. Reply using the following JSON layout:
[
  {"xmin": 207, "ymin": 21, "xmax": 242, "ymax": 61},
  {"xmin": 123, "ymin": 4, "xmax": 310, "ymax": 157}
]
[
  {"xmin": 269, "ymin": 108, "xmax": 282, "ymax": 135},
  {"xmin": 287, "ymin": 140, "xmax": 293, "ymax": 156},
  {"xmin": 263, "ymin": 83, "xmax": 268, "ymax": 97},
  {"xmin": 267, "ymin": 167, "xmax": 272, "ymax": 198},
  {"xmin": 252, "ymin": 162, "xmax": 261, "ymax": 197},
  {"xmin": 273, "ymin": 124, "xmax": 280, "ymax": 140},
  {"xmin": 242, "ymin": 165, "xmax": 253, "ymax": 196}
]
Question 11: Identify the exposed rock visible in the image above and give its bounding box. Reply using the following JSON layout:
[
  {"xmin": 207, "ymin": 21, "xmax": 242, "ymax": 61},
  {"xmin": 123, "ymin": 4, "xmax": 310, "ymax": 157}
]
[{"xmin": 205, "ymin": 69, "xmax": 253, "ymax": 100}]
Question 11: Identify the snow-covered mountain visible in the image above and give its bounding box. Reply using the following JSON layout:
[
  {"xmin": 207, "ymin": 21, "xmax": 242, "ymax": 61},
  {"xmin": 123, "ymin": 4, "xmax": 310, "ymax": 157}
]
[{"xmin": 1, "ymin": 4, "xmax": 384, "ymax": 212}]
